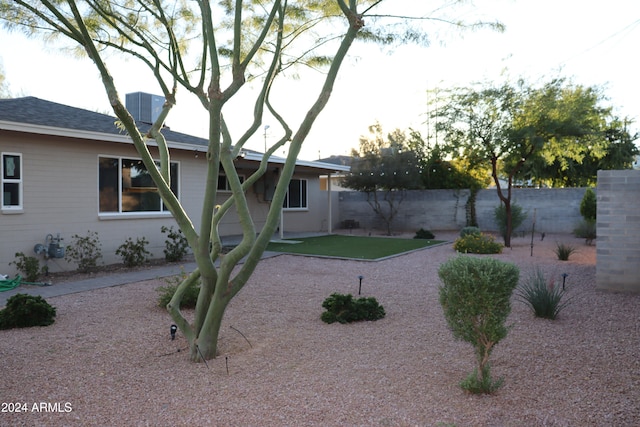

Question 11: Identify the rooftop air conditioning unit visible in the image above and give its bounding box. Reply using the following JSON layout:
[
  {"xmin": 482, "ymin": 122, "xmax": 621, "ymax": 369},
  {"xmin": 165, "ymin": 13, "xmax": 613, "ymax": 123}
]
[{"xmin": 125, "ymin": 92, "xmax": 165, "ymax": 125}]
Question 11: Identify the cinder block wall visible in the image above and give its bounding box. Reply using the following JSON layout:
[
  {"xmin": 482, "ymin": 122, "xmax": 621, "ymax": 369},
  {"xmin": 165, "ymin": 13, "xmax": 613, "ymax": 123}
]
[
  {"xmin": 596, "ymin": 170, "xmax": 640, "ymax": 293},
  {"xmin": 338, "ymin": 188, "xmax": 589, "ymax": 234}
]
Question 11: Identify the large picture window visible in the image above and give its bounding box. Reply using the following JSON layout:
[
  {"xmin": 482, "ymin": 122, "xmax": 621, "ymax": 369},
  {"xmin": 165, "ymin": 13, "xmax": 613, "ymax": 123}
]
[
  {"xmin": 283, "ymin": 178, "xmax": 307, "ymax": 210},
  {"xmin": 1, "ymin": 152, "xmax": 22, "ymax": 210},
  {"xmin": 99, "ymin": 156, "xmax": 178, "ymax": 214}
]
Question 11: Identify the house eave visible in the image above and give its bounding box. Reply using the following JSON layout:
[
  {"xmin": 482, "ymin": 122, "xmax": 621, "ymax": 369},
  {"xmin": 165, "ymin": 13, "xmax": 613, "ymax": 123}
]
[{"xmin": 0, "ymin": 120, "xmax": 351, "ymax": 173}]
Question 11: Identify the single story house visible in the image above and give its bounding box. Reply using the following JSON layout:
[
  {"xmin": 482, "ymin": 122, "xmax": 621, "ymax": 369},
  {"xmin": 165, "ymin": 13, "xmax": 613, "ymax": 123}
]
[{"xmin": 0, "ymin": 95, "xmax": 349, "ymax": 276}]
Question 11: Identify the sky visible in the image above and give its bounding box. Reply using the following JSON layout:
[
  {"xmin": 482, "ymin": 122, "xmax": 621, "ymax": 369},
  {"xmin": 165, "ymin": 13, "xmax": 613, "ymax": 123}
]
[{"xmin": 1, "ymin": 0, "xmax": 639, "ymax": 161}]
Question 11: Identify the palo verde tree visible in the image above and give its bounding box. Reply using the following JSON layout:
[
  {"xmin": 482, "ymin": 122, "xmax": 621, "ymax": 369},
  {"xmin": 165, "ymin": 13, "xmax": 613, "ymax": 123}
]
[
  {"xmin": 342, "ymin": 123, "xmax": 422, "ymax": 235},
  {"xmin": 432, "ymin": 78, "xmax": 613, "ymax": 247},
  {"xmin": 1, "ymin": 0, "xmax": 500, "ymax": 361}
]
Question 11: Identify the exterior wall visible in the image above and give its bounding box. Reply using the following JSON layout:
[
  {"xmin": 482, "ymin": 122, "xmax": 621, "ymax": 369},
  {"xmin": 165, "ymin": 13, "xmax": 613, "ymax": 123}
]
[
  {"xmin": 596, "ymin": 170, "xmax": 640, "ymax": 293},
  {"xmin": 0, "ymin": 131, "xmax": 329, "ymax": 275},
  {"xmin": 338, "ymin": 187, "xmax": 589, "ymax": 234}
]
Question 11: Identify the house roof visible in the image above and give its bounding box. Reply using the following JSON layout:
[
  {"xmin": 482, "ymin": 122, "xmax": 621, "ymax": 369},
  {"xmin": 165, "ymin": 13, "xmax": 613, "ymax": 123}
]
[{"xmin": 0, "ymin": 96, "xmax": 349, "ymax": 173}]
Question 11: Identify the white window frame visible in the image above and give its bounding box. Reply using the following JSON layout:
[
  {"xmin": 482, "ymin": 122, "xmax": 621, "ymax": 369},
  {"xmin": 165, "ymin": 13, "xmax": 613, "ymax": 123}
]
[
  {"xmin": 283, "ymin": 178, "xmax": 308, "ymax": 210},
  {"xmin": 1, "ymin": 152, "xmax": 23, "ymax": 212},
  {"xmin": 98, "ymin": 155, "xmax": 179, "ymax": 218}
]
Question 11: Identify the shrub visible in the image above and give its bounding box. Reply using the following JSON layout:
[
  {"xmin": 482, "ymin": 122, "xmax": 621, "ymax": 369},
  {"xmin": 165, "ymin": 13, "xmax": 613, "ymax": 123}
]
[
  {"xmin": 10, "ymin": 252, "xmax": 44, "ymax": 282},
  {"xmin": 574, "ymin": 219, "xmax": 596, "ymax": 245},
  {"xmin": 116, "ymin": 237, "xmax": 152, "ymax": 267},
  {"xmin": 0, "ymin": 294, "xmax": 56, "ymax": 329},
  {"xmin": 157, "ymin": 270, "xmax": 200, "ymax": 309},
  {"xmin": 320, "ymin": 293, "xmax": 385, "ymax": 324},
  {"xmin": 65, "ymin": 231, "xmax": 103, "ymax": 273},
  {"xmin": 438, "ymin": 256, "xmax": 519, "ymax": 394},
  {"xmin": 453, "ymin": 233, "xmax": 503, "ymax": 254},
  {"xmin": 580, "ymin": 188, "xmax": 596, "ymax": 221},
  {"xmin": 161, "ymin": 225, "xmax": 189, "ymax": 262},
  {"xmin": 494, "ymin": 203, "xmax": 527, "ymax": 240},
  {"xmin": 414, "ymin": 228, "xmax": 435, "ymax": 240},
  {"xmin": 460, "ymin": 226, "xmax": 481, "ymax": 238},
  {"xmin": 517, "ymin": 269, "xmax": 571, "ymax": 320},
  {"xmin": 554, "ymin": 242, "xmax": 576, "ymax": 261}
]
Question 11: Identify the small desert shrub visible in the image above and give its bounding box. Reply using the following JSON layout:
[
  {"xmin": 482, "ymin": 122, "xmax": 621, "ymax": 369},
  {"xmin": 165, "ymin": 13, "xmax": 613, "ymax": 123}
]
[
  {"xmin": 65, "ymin": 231, "xmax": 103, "ymax": 273},
  {"xmin": 0, "ymin": 294, "xmax": 56, "ymax": 329},
  {"xmin": 10, "ymin": 252, "xmax": 44, "ymax": 282},
  {"xmin": 414, "ymin": 228, "xmax": 435, "ymax": 239},
  {"xmin": 554, "ymin": 242, "xmax": 577, "ymax": 261},
  {"xmin": 574, "ymin": 219, "xmax": 596, "ymax": 245},
  {"xmin": 157, "ymin": 270, "xmax": 200, "ymax": 309},
  {"xmin": 494, "ymin": 202, "xmax": 527, "ymax": 240},
  {"xmin": 460, "ymin": 226, "xmax": 481, "ymax": 238},
  {"xmin": 580, "ymin": 187, "xmax": 597, "ymax": 221},
  {"xmin": 517, "ymin": 269, "xmax": 571, "ymax": 320},
  {"xmin": 161, "ymin": 225, "xmax": 189, "ymax": 262},
  {"xmin": 320, "ymin": 293, "xmax": 385, "ymax": 324},
  {"xmin": 453, "ymin": 233, "xmax": 503, "ymax": 254},
  {"xmin": 116, "ymin": 237, "xmax": 152, "ymax": 267},
  {"xmin": 438, "ymin": 256, "xmax": 519, "ymax": 394}
]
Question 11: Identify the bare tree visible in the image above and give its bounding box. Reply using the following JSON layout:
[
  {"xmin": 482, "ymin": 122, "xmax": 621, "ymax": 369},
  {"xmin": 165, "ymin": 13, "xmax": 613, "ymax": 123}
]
[{"xmin": 1, "ymin": 0, "xmax": 500, "ymax": 360}]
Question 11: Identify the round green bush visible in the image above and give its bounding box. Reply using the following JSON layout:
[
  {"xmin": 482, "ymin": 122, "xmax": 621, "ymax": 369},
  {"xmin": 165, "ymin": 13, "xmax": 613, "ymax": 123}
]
[
  {"xmin": 321, "ymin": 293, "xmax": 385, "ymax": 324},
  {"xmin": 414, "ymin": 228, "xmax": 435, "ymax": 239},
  {"xmin": 0, "ymin": 294, "xmax": 56, "ymax": 329},
  {"xmin": 454, "ymin": 233, "xmax": 503, "ymax": 254}
]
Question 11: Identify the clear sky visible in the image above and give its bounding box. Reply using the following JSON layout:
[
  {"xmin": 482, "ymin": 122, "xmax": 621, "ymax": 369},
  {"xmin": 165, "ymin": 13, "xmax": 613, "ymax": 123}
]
[{"xmin": 1, "ymin": 0, "xmax": 639, "ymax": 161}]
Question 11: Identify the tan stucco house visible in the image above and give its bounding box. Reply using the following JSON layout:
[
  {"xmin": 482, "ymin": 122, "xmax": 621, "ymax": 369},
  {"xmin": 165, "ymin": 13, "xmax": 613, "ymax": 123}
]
[{"xmin": 0, "ymin": 96, "xmax": 348, "ymax": 276}]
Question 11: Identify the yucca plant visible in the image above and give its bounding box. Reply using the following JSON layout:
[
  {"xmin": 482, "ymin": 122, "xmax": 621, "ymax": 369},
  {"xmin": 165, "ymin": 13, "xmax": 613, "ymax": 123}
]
[{"xmin": 517, "ymin": 269, "xmax": 572, "ymax": 320}]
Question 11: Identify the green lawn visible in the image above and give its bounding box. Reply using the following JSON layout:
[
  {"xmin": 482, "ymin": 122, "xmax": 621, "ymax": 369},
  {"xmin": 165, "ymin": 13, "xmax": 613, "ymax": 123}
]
[{"xmin": 266, "ymin": 235, "xmax": 444, "ymax": 260}]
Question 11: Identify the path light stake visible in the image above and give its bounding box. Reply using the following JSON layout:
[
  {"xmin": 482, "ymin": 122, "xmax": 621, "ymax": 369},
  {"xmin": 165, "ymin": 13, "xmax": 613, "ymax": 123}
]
[
  {"xmin": 225, "ymin": 356, "xmax": 229, "ymax": 375},
  {"xmin": 562, "ymin": 273, "xmax": 568, "ymax": 290},
  {"xmin": 358, "ymin": 275, "xmax": 364, "ymax": 295},
  {"xmin": 170, "ymin": 324, "xmax": 177, "ymax": 340}
]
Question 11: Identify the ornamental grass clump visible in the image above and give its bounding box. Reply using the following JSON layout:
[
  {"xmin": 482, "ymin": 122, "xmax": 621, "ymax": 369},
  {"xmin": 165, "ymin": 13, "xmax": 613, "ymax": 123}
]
[
  {"xmin": 554, "ymin": 242, "xmax": 577, "ymax": 261},
  {"xmin": 438, "ymin": 256, "xmax": 519, "ymax": 394},
  {"xmin": 453, "ymin": 233, "xmax": 503, "ymax": 254},
  {"xmin": 517, "ymin": 268, "xmax": 572, "ymax": 320}
]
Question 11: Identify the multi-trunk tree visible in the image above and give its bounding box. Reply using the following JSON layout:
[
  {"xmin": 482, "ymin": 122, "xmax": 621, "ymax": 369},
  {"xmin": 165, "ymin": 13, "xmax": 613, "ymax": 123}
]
[{"xmin": 1, "ymin": 0, "xmax": 500, "ymax": 361}]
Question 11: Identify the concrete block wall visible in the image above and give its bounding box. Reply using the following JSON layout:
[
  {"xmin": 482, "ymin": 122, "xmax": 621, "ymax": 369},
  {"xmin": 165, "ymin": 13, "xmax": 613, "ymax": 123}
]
[
  {"xmin": 338, "ymin": 187, "xmax": 589, "ymax": 234},
  {"xmin": 596, "ymin": 170, "xmax": 640, "ymax": 293}
]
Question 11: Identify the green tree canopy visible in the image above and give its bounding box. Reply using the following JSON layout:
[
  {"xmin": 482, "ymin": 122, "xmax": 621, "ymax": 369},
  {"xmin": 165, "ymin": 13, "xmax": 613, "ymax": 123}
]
[{"xmin": 430, "ymin": 78, "xmax": 630, "ymax": 246}]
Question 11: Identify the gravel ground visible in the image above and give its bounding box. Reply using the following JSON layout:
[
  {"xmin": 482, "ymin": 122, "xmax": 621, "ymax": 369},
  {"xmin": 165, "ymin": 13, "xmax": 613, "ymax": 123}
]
[{"xmin": 1, "ymin": 231, "xmax": 639, "ymax": 427}]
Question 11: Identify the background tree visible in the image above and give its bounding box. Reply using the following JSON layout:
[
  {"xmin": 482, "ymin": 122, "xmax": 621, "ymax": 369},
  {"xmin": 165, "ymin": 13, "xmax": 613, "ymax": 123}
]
[
  {"xmin": 513, "ymin": 95, "xmax": 638, "ymax": 187},
  {"xmin": 342, "ymin": 123, "xmax": 422, "ymax": 235},
  {"xmin": 431, "ymin": 78, "xmax": 622, "ymax": 246},
  {"xmin": 0, "ymin": 62, "xmax": 10, "ymax": 98},
  {"xmin": 1, "ymin": 0, "xmax": 500, "ymax": 361},
  {"xmin": 408, "ymin": 130, "xmax": 489, "ymax": 189}
]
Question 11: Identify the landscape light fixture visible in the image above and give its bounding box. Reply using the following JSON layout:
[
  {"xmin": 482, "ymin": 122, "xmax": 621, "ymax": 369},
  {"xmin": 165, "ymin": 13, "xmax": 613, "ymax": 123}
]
[
  {"xmin": 358, "ymin": 275, "xmax": 364, "ymax": 295},
  {"xmin": 561, "ymin": 273, "xmax": 568, "ymax": 290},
  {"xmin": 170, "ymin": 324, "xmax": 178, "ymax": 340}
]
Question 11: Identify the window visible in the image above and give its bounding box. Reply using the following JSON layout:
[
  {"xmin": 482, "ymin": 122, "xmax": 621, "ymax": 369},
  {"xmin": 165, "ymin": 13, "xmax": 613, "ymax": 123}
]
[
  {"xmin": 217, "ymin": 174, "xmax": 245, "ymax": 192},
  {"xmin": 283, "ymin": 178, "xmax": 307, "ymax": 209},
  {"xmin": 1, "ymin": 153, "xmax": 22, "ymax": 210},
  {"xmin": 99, "ymin": 156, "xmax": 178, "ymax": 214}
]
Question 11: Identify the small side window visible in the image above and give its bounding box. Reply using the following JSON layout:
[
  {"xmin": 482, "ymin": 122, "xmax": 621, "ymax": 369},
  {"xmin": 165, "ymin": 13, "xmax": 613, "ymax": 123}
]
[{"xmin": 1, "ymin": 153, "xmax": 22, "ymax": 210}]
